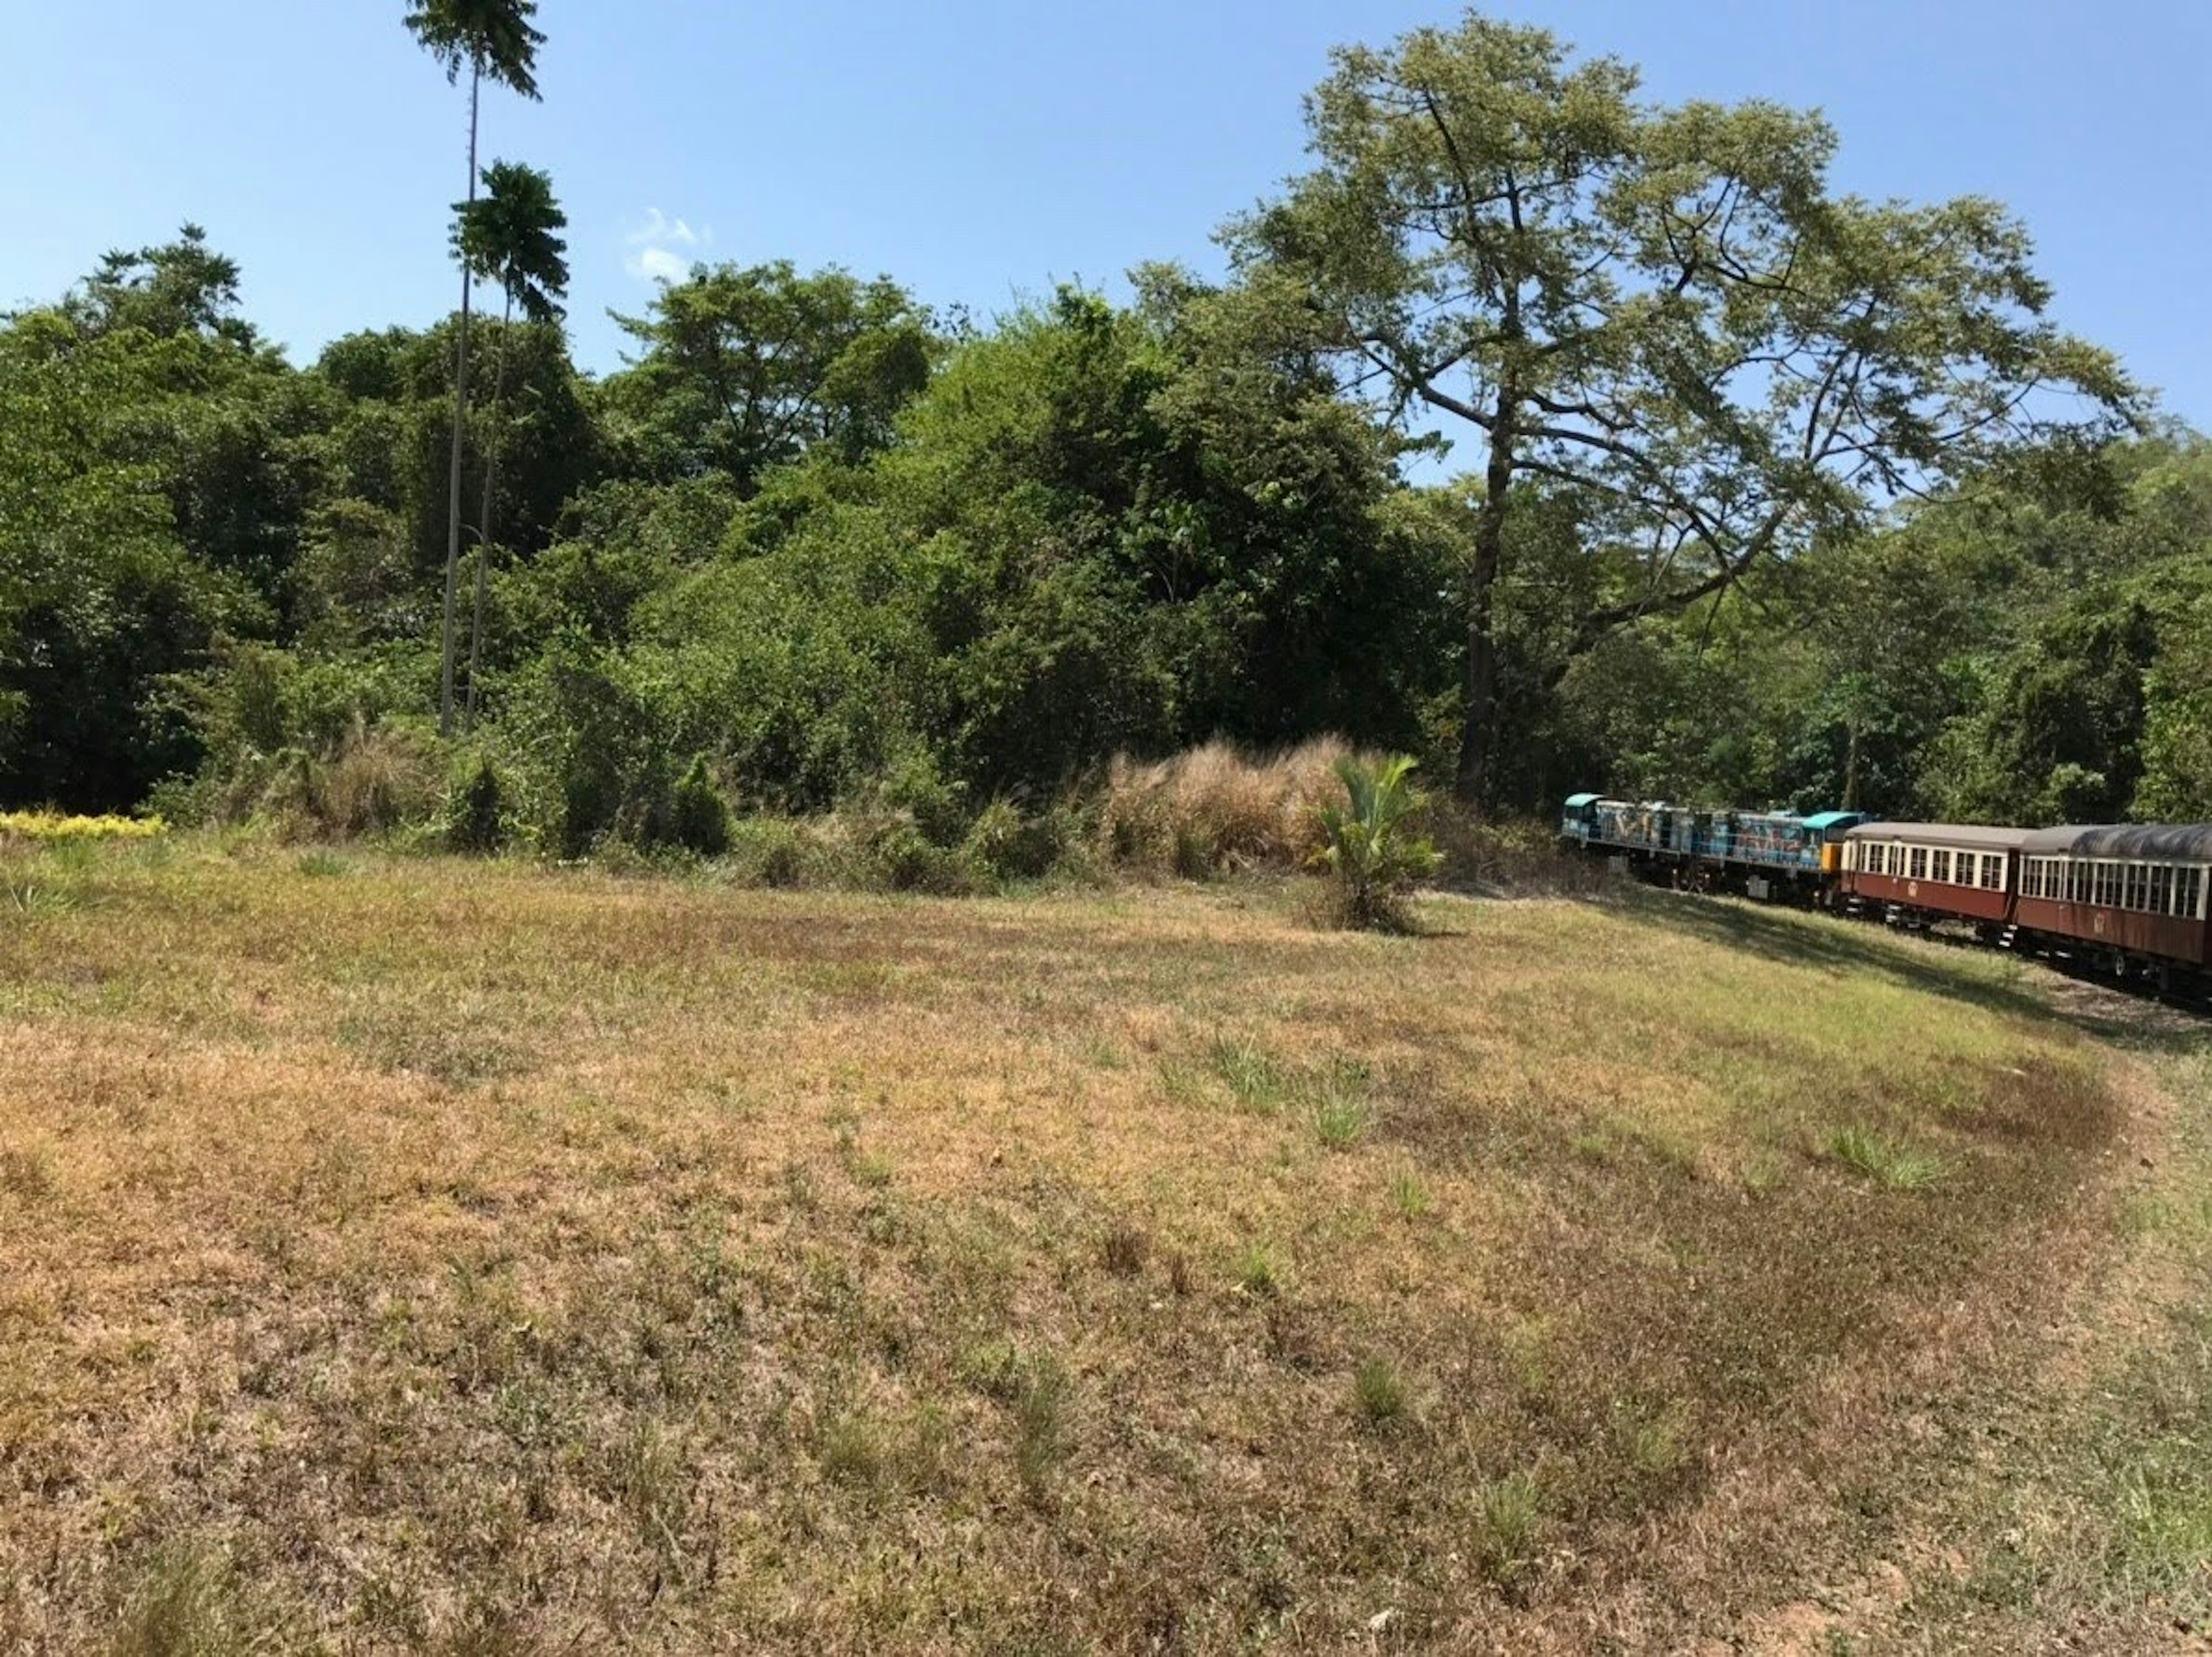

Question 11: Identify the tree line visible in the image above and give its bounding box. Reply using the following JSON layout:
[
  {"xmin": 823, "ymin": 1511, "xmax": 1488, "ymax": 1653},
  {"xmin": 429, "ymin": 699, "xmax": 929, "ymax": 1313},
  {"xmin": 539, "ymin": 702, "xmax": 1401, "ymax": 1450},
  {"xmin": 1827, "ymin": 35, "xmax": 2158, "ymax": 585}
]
[{"xmin": 4, "ymin": 6, "xmax": 2204, "ymax": 847}]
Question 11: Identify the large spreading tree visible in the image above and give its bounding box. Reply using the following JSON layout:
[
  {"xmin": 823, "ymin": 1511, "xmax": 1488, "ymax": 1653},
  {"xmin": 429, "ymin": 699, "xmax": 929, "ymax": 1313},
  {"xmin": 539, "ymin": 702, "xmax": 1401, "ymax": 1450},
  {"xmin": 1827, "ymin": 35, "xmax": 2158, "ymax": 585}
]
[
  {"xmin": 1228, "ymin": 10, "xmax": 2138, "ymax": 802},
  {"xmin": 403, "ymin": 0, "xmax": 546, "ymax": 737}
]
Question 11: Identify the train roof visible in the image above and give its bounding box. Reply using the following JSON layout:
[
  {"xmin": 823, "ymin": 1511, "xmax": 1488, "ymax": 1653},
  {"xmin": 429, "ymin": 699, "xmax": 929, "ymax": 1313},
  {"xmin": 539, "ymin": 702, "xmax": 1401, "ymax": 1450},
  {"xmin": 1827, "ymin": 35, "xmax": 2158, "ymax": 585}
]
[
  {"xmin": 2018, "ymin": 823, "xmax": 2212, "ymax": 859},
  {"xmin": 1844, "ymin": 821, "xmax": 2033, "ymax": 851}
]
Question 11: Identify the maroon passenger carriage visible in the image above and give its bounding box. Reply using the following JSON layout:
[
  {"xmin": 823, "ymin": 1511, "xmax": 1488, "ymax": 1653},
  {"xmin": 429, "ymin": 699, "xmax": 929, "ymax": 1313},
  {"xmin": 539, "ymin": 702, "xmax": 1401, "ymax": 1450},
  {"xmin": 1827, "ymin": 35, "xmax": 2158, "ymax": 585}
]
[
  {"xmin": 1842, "ymin": 820, "xmax": 2212, "ymax": 996},
  {"xmin": 1839, "ymin": 822, "xmax": 2028, "ymax": 941},
  {"xmin": 2014, "ymin": 824, "xmax": 2211, "ymax": 993}
]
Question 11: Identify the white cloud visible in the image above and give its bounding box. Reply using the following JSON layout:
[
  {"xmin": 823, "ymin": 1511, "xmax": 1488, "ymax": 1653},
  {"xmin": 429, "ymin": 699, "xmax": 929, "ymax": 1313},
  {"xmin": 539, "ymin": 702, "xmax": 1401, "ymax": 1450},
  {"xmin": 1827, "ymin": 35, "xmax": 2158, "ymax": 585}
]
[
  {"xmin": 623, "ymin": 208, "xmax": 711, "ymax": 283},
  {"xmin": 631, "ymin": 245, "xmax": 688, "ymax": 283}
]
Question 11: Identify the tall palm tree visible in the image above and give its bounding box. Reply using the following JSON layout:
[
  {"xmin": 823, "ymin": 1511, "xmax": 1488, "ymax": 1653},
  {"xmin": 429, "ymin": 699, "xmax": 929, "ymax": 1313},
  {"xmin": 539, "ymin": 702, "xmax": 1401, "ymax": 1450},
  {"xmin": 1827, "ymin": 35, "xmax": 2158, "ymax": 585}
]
[
  {"xmin": 452, "ymin": 160, "xmax": 569, "ymax": 730},
  {"xmin": 403, "ymin": 0, "xmax": 545, "ymax": 737}
]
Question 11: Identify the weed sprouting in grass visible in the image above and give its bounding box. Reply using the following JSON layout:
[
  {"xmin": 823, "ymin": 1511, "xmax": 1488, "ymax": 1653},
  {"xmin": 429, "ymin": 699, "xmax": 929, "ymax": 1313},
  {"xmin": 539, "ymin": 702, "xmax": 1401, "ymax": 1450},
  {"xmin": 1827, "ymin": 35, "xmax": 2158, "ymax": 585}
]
[
  {"xmin": 818, "ymin": 1410, "xmax": 888, "ymax": 1487},
  {"xmin": 1166, "ymin": 1250, "xmax": 1194, "ymax": 1296},
  {"xmin": 1014, "ymin": 1363, "xmax": 1073, "ymax": 1502},
  {"xmin": 295, "ymin": 849, "xmax": 351, "ymax": 878},
  {"xmin": 1234, "ymin": 1243, "xmax": 1283, "ymax": 1298},
  {"xmin": 850, "ymin": 1149, "xmax": 895, "ymax": 1189},
  {"xmin": 1353, "ymin": 1357, "xmax": 1408, "ymax": 1426},
  {"xmin": 1472, "ymin": 1471, "xmax": 1546, "ymax": 1592},
  {"xmin": 1154, "ymin": 1057, "xmax": 1212, "ymax": 1108},
  {"xmin": 606, "ymin": 1420, "xmax": 692, "ymax": 1564},
  {"xmin": 1570, "ymin": 1129, "xmax": 1615, "ymax": 1165},
  {"xmin": 1740, "ymin": 1151, "xmax": 1787, "ymax": 1194},
  {"xmin": 1388, "ymin": 1169, "xmax": 1431, "ymax": 1218},
  {"xmin": 110, "ymin": 1540, "xmax": 306, "ymax": 1657},
  {"xmin": 1828, "ymin": 1125, "xmax": 1953, "ymax": 1191},
  {"xmin": 1101, "ymin": 1220, "xmax": 1150, "ymax": 1277},
  {"xmin": 0, "ymin": 1147, "xmax": 54, "ymax": 1203},
  {"xmin": 1615, "ymin": 1400, "xmax": 1695, "ymax": 1479},
  {"xmin": 1313, "ymin": 1092, "xmax": 1372, "ymax": 1150},
  {"xmin": 1209, "ymin": 1037, "xmax": 1291, "ymax": 1113},
  {"xmin": 1079, "ymin": 1034, "xmax": 1128, "ymax": 1071},
  {"xmin": 5, "ymin": 877, "xmax": 78, "ymax": 917}
]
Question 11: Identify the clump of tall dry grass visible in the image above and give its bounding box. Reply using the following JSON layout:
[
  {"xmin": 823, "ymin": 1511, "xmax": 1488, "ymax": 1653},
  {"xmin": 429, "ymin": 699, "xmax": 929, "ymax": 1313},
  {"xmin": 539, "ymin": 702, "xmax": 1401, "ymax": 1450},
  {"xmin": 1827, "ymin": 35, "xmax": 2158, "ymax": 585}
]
[
  {"xmin": 197, "ymin": 721, "xmax": 444, "ymax": 841},
  {"xmin": 1098, "ymin": 737, "xmax": 1373, "ymax": 875}
]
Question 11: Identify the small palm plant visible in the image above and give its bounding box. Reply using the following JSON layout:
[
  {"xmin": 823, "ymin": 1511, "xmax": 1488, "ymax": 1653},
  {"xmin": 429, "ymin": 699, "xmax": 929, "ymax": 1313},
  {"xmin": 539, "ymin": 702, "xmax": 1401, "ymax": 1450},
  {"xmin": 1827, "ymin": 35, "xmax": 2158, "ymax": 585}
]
[{"xmin": 1313, "ymin": 754, "xmax": 1441, "ymax": 930}]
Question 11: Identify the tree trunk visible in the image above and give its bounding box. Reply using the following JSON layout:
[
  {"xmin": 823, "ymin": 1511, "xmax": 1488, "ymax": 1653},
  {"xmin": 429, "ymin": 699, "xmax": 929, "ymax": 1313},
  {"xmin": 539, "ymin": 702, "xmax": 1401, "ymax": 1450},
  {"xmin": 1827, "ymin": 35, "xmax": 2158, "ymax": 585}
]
[
  {"xmin": 465, "ymin": 290, "xmax": 513, "ymax": 732},
  {"xmin": 438, "ymin": 59, "xmax": 482, "ymax": 739},
  {"xmin": 1455, "ymin": 393, "xmax": 1517, "ymax": 805}
]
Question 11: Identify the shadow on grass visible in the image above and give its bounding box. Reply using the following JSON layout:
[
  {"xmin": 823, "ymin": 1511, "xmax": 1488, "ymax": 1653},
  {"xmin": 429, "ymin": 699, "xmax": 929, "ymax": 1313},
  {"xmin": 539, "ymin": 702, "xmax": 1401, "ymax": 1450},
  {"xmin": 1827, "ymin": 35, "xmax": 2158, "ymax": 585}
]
[{"xmin": 1604, "ymin": 884, "xmax": 2211, "ymax": 1059}]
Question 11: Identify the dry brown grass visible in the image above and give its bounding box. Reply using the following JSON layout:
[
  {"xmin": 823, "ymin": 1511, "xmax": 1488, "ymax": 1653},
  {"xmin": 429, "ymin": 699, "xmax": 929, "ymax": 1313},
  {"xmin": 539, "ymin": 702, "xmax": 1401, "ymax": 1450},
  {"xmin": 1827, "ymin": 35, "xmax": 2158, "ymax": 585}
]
[
  {"xmin": 1097, "ymin": 737, "xmax": 1363, "ymax": 876},
  {"xmin": 0, "ymin": 837, "xmax": 2198, "ymax": 1652}
]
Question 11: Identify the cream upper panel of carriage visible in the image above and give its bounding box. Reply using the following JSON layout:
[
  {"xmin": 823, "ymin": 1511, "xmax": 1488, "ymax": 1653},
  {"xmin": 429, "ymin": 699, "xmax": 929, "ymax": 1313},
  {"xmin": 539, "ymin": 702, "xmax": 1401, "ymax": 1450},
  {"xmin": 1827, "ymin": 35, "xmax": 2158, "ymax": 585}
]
[
  {"xmin": 2019, "ymin": 855, "xmax": 2209, "ymax": 920},
  {"xmin": 2016, "ymin": 824, "xmax": 2212, "ymax": 922},
  {"xmin": 1843, "ymin": 824, "xmax": 2029, "ymax": 890}
]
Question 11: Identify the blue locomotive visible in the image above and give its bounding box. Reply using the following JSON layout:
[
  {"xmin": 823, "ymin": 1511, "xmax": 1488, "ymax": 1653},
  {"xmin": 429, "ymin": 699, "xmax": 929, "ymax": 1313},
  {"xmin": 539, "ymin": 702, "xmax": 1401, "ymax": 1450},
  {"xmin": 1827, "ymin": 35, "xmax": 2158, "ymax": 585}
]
[{"xmin": 1559, "ymin": 794, "xmax": 1864, "ymax": 897}]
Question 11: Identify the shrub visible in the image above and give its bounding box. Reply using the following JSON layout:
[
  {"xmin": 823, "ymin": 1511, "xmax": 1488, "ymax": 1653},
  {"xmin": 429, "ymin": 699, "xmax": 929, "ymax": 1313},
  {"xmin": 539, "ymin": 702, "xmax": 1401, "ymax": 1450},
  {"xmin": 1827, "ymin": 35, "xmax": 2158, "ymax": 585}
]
[
  {"xmin": 723, "ymin": 816, "xmax": 816, "ymax": 888},
  {"xmin": 1097, "ymin": 737, "xmax": 1359, "ymax": 875},
  {"xmin": 853, "ymin": 816, "xmax": 981, "ymax": 895},
  {"xmin": 1312, "ymin": 753, "xmax": 1441, "ymax": 930},
  {"xmin": 963, "ymin": 795, "xmax": 1077, "ymax": 882},
  {"xmin": 446, "ymin": 755, "xmax": 505, "ymax": 854},
  {"xmin": 0, "ymin": 810, "xmax": 167, "ymax": 841},
  {"xmin": 669, "ymin": 755, "xmax": 732, "ymax": 857}
]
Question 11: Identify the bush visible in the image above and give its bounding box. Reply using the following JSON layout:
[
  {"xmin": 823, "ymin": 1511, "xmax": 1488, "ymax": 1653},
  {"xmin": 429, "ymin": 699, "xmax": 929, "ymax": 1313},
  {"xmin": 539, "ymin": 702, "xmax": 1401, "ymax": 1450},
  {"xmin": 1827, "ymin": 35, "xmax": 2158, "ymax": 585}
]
[
  {"xmin": 1097, "ymin": 737, "xmax": 1360, "ymax": 877},
  {"xmin": 962, "ymin": 795, "xmax": 1085, "ymax": 882},
  {"xmin": 1312, "ymin": 753, "xmax": 1440, "ymax": 930},
  {"xmin": 669, "ymin": 755, "xmax": 732, "ymax": 857},
  {"xmin": 723, "ymin": 816, "xmax": 817, "ymax": 888},
  {"xmin": 446, "ymin": 755, "xmax": 505, "ymax": 854},
  {"xmin": 858, "ymin": 816, "xmax": 981, "ymax": 895}
]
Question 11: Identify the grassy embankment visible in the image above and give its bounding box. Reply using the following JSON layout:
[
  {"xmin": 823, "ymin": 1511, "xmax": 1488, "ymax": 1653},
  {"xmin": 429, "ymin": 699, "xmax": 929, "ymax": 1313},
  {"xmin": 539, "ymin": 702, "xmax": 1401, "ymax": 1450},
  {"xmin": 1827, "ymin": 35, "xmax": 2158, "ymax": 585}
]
[{"xmin": 0, "ymin": 836, "xmax": 2205, "ymax": 1651}]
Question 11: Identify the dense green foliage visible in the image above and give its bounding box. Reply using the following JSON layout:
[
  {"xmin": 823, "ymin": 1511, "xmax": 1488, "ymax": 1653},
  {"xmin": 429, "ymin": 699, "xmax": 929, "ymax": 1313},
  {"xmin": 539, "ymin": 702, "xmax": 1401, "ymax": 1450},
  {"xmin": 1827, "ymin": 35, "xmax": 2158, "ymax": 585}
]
[
  {"xmin": 1314, "ymin": 754, "xmax": 1441, "ymax": 929},
  {"xmin": 2, "ymin": 11, "xmax": 2205, "ymax": 845}
]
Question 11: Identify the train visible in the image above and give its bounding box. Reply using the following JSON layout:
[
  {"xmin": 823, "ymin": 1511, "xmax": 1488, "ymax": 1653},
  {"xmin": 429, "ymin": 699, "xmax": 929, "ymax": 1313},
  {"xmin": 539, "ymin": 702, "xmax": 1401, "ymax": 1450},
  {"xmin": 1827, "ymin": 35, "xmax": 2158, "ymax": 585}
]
[{"xmin": 1558, "ymin": 793, "xmax": 2212, "ymax": 1000}]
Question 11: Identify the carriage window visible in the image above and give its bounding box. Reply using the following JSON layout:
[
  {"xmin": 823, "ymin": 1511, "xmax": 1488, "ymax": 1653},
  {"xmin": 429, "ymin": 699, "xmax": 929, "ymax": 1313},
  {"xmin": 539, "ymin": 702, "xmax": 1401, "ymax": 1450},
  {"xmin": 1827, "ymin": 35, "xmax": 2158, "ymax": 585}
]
[
  {"xmin": 2100, "ymin": 863, "xmax": 2122, "ymax": 908},
  {"xmin": 2152, "ymin": 866, "xmax": 2173, "ymax": 916},
  {"xmin": 1932, "ymin": 850, "xmax": 1953, "ymax": 884},
  {"xmin": 1910, "ymin": 847, "xmax": 1928, "ymax": 880},
  {"xmin": 2183, "ymin": 867, "xmax": 2206, "ymax": 921},
  {"xmin": 1982, "ymin": 855, "xmax": 2003, "ymax": 892},
  {"xmin": 2125, "ymin": 864, "xmax": 2147, "ymax": 912},
  {"xmin": 2072, "ymin": 862, "xmax": 2091, "ymax": 904}
]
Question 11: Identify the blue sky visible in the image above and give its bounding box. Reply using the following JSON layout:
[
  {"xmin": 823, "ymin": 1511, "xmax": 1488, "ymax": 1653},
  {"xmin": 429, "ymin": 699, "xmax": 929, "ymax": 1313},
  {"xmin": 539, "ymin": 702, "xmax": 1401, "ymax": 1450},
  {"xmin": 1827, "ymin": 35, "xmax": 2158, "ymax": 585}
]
[{"xmin": 6, "ymin": 1, "xmax": 2206, "ymax": 428}]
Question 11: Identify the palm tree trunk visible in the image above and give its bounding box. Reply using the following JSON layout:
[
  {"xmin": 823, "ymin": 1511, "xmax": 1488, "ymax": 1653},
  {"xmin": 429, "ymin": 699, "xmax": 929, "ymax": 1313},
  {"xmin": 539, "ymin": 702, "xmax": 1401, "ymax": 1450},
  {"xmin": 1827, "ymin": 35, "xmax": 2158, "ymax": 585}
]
[
  {"xmin": 438, "ymin": 57, "xmax": 482, "ymax": 738},
  {"xmin": 465, "ymin": 289, "xmax": 513, "ymax": 732}
]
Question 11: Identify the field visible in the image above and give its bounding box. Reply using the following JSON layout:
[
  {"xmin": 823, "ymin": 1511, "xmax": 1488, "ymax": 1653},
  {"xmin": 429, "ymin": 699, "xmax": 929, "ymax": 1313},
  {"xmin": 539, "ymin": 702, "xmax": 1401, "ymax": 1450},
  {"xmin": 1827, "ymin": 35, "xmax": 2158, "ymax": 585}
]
[{"xmin": 2, "ymin": 840, "xmax": 2208, "ymax": 1653}]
